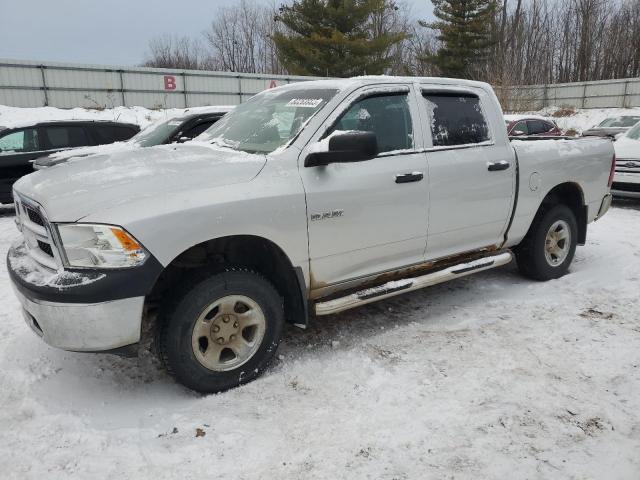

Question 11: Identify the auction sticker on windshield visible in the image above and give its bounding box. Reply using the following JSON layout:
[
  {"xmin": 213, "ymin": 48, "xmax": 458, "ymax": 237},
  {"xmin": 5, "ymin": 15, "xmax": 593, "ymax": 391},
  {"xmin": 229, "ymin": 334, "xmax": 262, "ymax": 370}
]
[{"xmin": 286, "ymin": 98, "xmax": 324, "ymax": 108}]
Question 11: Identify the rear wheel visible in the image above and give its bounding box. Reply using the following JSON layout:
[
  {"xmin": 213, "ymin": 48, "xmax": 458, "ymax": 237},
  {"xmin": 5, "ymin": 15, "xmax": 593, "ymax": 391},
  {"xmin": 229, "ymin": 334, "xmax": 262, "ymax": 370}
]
[
  {"xmin": 515, "ymin": 204, "xmax": 578, "ymax": 281},
  {"xmin": 159, "ymin": 270, "xmax": 284, "ymax": 393}
]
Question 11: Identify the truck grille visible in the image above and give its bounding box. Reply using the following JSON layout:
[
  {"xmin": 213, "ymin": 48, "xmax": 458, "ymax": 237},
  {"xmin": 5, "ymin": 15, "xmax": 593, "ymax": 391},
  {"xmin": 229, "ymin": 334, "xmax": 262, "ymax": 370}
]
[
  {"xmin": 26, "ymin": 206, "xmax": 45, "ymax": 227},
  {"xmin": 615, "ymin": 158, "xmax": 640, "ymax": 174},
  {"xmin": 14, "ymin": 194, "xmax": 60, "ymax": 271},
  {"xmin": 612, "ymin": 182, "xmax": 640, "ymax": 193}
]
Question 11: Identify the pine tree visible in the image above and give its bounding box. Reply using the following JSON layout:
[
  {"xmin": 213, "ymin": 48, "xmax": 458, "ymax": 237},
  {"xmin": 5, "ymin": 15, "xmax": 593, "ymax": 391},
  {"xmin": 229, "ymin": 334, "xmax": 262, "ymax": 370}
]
[
  {"xmin": 424, "ymin": 0, "xmax": 498, "ymax": 79},
  {"xmin": 272, "ymin": 0, "xmax": 407, "ymax": 77}
]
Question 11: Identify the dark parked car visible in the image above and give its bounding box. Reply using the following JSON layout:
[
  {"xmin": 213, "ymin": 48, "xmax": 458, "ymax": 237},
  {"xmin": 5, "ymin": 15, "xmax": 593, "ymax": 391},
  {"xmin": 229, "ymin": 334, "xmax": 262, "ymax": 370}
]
[
  {"xmin": 504, "ymin": 115, "xmax": 563, "ymax": 137},
  {"xmin": 34, "ymin": 109, "xmax": 231, "ymax": 169},
  {"xmin": 0, "ymin": 120, "xmax": 139, "ymax": 203},
  {"xmin": 582, "ymin": 116, "xmax": 640, "ymax": 138}
]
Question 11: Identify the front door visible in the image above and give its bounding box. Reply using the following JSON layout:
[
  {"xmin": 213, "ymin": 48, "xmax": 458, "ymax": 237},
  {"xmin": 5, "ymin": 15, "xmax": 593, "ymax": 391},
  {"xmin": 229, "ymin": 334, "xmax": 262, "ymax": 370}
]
[
  {"xmin": 420, "ymin": 89, "xmax": 515, "ymax": 260},
  {"xmin": 299, "ymin": 86, "xmax": 429, "ymax": 287}
]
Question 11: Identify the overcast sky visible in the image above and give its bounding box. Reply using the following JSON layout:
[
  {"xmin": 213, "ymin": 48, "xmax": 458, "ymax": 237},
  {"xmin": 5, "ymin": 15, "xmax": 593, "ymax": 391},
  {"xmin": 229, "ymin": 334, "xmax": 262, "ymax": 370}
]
[{"xmin": 0, "ymin": 0, "xmax": 433, "ymax": 66}]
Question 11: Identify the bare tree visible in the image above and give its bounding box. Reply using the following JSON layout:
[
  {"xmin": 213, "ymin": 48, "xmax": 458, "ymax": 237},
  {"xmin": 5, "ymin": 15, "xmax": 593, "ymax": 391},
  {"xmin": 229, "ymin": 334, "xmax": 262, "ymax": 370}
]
[
  {"xmin": 202, "ymin": 0, "xmax": 285, "ymax": 74},
  {"xmin": 142, "ymin": 34, "xmax": 206, "ymax": 70}
]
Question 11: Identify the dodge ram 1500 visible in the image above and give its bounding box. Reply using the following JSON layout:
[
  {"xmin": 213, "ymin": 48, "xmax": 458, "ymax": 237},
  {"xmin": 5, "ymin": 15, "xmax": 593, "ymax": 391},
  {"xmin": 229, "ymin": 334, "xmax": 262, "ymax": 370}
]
[{"xmin": 8, "ymin": 77, "xmax": 614, "ymax": 393}]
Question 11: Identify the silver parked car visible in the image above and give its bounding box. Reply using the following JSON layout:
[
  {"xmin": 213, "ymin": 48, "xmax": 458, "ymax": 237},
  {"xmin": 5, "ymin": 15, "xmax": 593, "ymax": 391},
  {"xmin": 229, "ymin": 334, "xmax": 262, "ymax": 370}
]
[{"xmin": 612, "ymin": 122, "xmax": 640, "ymax": 198}]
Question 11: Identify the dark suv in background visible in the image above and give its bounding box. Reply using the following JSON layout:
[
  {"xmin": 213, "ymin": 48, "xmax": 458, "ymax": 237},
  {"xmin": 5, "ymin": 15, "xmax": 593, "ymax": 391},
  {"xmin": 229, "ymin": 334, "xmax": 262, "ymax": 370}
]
[
  {"xmin": 34, "ymin": 109, "xmax": 230, "ymax": 169},
  {"xmin": 0, "ymin": 120, "xmax": 139, "ymax": 203}
]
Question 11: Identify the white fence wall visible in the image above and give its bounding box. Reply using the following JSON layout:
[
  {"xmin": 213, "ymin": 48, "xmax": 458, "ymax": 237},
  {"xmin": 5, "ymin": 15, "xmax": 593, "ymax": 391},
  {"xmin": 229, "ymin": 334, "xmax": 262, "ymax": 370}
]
[
  {"xmin": 0, "ymin": 59, "xmax": 325, "ymax": 109},
  {"xmin": 2, "ymin": 59, "xmax": 639, "ymax": 112},
  {"xmin": 496, "ymin": 77, "xmax": 640, "ymax": 112}
]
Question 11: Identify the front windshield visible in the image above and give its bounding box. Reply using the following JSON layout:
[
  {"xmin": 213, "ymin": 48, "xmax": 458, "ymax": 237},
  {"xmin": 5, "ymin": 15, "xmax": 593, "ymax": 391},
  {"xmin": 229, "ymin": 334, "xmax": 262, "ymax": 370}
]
[
  {"xmin": 197, "ymin": 88, "xmax": 338, "ymax": 154},
  {"xmin": 626, "ymin": 122, "xmax": 640, "ymax": 140},
  {"xmin": 131, "ymin": 118, "xmax": 183, "ymax": 147},
  {"xmin": 598, "ymin": 116, "xmax": 640, "ymax": 128}
]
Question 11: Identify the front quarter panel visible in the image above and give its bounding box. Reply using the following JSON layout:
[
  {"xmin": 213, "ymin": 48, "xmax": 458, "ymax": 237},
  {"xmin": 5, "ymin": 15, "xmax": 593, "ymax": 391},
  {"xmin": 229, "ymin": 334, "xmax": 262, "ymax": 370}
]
[{"xmin": 81, "ymin": 149, "xmax": 309, "ymax": 275}]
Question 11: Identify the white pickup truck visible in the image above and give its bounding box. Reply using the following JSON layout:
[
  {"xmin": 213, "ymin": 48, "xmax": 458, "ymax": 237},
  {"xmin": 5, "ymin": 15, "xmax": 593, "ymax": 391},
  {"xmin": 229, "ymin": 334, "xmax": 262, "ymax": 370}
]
[{"xmin": 8, "ymin": 77, "xmax": 614, "ymax": 393}]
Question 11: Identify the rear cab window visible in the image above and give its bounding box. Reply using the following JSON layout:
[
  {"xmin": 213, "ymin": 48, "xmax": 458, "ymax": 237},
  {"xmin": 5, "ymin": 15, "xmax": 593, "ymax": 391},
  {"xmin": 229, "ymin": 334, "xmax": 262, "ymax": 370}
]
[{"xmin": 422, "ymin": 92, "xmax": 491, "ymax": 147}]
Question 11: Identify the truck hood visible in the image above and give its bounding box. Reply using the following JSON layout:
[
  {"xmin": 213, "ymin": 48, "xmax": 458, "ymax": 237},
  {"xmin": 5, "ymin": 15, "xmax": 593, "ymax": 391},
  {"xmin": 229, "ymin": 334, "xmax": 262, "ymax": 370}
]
[
  {"xmin": 614, "ymin": 137, "xmax": 640, "ymax": 160},
  {"xmin": 35, "ymin": 141, "xmax": 136, "ymax": 168},
  {"xmin": 582, "ymin": 127, "xmax": 628, "ymax": 137},
  {"xmin": 14, "ymin": 143, "xmax": 266, "ymax": 221}
]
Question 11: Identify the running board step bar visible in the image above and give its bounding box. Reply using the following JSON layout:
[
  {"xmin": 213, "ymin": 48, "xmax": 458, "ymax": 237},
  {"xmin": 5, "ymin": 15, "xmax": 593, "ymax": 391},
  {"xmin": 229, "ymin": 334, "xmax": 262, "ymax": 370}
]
[{"xmin": 314, "ymin": 251, "xmax": 513, "ymax": 316}]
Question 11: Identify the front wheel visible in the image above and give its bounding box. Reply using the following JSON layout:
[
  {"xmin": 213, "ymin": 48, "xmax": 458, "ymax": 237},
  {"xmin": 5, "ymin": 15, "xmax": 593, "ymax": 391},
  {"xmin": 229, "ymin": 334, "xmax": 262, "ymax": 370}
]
[
  {"xmin": 515, "ymin": 204, "xmax": 578, "ymax": 281},
  {"xmin": 159, "ymin": 270, "xmax": 284, "ymax": 393}
]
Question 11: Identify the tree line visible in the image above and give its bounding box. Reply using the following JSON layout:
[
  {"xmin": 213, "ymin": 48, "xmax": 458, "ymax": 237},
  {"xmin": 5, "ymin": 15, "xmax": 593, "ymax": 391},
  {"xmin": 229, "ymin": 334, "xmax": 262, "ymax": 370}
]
[{"xmin": 143, "ymin": 0, "xmax": 640, "ymax": 87}]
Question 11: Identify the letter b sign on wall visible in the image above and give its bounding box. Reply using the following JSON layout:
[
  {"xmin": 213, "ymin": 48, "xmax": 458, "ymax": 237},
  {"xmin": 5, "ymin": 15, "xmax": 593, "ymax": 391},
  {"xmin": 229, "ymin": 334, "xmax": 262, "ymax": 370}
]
[{"xmin": 164, "ymin": 75, "xmax": 177, "ymax": 91}]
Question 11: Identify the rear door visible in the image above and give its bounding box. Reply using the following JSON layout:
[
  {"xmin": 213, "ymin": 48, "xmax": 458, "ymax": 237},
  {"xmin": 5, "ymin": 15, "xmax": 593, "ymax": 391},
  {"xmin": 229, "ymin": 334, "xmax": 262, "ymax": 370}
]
[
  {"xmin": 90, "ymin": 124, "xmax": 139, "ymax": 145},
  {"xmin": 0, "ymin": 127, "xmax": 44, "ymax": 201},
  {"xmin": 421, "ymin": 88, "xmax": 515, "ymax": 260},
  {"xmin": 41, "ymin": 124, "xmax": 92, "ymax": 152},
  {"xmin": 299, "ymin": 85, "xmax": 429, "ymax": 286}
]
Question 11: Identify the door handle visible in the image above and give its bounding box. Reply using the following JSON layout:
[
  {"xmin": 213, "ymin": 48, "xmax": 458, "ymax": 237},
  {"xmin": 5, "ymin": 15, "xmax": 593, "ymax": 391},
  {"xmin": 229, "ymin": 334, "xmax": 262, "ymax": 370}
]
[
  {"xmin": 487, "ymin": 161, "xmax": 510, "ymax": 172},
  {"xmin": 395, "ymin": 172, "xmax": 424, "ymax": 184}
]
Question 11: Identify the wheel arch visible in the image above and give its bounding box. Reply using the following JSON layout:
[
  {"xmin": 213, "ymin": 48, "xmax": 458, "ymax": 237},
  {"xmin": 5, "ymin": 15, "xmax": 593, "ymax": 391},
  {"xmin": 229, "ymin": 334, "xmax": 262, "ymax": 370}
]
[
  {"xmin": 145, "ymin": 234, "xmax": 308, "ymax": 329},
  {"xmin": 537, "ymin": 182, "xmax": 587, "ymax": 245}
]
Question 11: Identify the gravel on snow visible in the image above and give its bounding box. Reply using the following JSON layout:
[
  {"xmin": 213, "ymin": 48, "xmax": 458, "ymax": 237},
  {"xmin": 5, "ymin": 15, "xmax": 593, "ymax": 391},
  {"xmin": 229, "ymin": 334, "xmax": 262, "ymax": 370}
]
[{"xmin": 0, "ymin": 203, "xmax": 639, "ymax": 479}]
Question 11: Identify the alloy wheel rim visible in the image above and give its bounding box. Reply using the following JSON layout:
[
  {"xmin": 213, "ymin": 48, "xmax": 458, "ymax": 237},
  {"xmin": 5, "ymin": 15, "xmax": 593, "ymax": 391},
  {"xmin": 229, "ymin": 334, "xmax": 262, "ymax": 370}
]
[
  {"xmin": 191, "ymin": 295, "xmax": 266, "ymax": 372},
  {"xmin": 544, "ymin": 219, "xmax": 571, "ymax": 267}
]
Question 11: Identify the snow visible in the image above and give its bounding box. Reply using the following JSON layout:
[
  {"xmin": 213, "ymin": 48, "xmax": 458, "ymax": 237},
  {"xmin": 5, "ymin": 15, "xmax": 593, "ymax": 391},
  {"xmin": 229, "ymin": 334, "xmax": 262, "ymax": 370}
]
[
  {"xmin": 510, "ymin": 106, "xmax": 640, "ymax": 134},
  {"xmin": 503, "ymin": 114, "xmax": 555, "ymax": 123},
  {"xmin": 1, "ymin": 202, "xmax": 640, "ymax": 478},
  {"xmin": 0, "ymin": 105, "xmax": 234, "ymax": 131},
  {"xmin": 7, "ymin": 240, "xmax": 105, "ymax": 288}
]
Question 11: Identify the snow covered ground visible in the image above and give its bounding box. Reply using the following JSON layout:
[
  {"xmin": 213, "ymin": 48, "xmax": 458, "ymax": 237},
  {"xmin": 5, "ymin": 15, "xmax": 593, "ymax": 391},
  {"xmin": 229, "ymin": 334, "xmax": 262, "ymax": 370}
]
[{"xmin": 1, "ymin": 201, "xmax": 639, "ymax": 479}]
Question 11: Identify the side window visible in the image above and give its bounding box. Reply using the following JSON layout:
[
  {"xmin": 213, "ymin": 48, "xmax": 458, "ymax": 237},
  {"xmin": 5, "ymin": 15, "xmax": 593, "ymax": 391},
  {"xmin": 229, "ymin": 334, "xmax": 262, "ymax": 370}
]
[
  {"xmin": 183, "ymin": 120, "xmax": 216, "ymax": 140},
  {"xmin": 0, "ymin": 129, "xmax": 40, "ymax": 154},
  {"xmin": 44, "ymin": 126, "xmax": 90, "ymax": 149},
  {"xmin": 330, "ymin": 94, "xmax": 413, "ymax": 153},
  {"xmin": 527, "ymin": 120, "xmax": 547, "ymax": 135},
  {"xmin": 423, "ymin": 93, "xmax": 490, "ymax": 147},
  {"xmin": 512, "ymin": 121, "xmax": 529, "ymax": 135},
  {"xmin": 92, "ymin": 125, "xmax": 137, "ymax": 144}
]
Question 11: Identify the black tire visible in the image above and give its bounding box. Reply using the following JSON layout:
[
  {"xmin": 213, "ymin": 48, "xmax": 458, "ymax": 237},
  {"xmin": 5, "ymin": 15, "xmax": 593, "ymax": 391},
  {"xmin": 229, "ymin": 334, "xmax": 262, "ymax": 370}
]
[
  {"xmin": 515, "ymin": 204, "xmax": 578, "ymax": 281},
  {"xmin": 159, "ymin": 269, "xmax": 284, "ymax": 393}
]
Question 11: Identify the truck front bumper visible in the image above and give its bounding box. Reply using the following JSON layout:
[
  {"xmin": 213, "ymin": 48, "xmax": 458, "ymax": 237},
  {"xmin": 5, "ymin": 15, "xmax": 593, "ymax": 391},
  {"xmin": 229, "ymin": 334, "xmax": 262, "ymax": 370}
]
[
  {"xmin": 612, "ymin": 172, "xmax": 640, "ymax": 199},
  {"xmin": 8, "ymin": 242, "xmax": 163, "ymax": 353},
  {"xmin": 14, "ymin": 286, "xmax": 145, "ymax": 352}
]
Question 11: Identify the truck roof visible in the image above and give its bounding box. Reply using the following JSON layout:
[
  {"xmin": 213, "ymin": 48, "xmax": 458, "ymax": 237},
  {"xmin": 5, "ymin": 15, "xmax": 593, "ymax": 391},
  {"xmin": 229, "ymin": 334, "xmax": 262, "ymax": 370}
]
[{"xmin": 271, "ymin": 75, "xmax": 493, "ymax": 93}]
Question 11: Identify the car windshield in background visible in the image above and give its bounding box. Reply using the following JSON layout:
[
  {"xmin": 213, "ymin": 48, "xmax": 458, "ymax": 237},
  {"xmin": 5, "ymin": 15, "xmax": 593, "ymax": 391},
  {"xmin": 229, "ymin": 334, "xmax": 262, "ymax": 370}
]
[
  {"xmin": 598, "ymin": 116, "xmax": 640, "ymax": 128},
  {"xmin": 197, "ymin": 88, "xmax": 338, "ymax": 154},
  {"xmin": 131, "ymin": 118, "xmax": 182, "ymax": 147},
  {"xmin": 626, "ymin": 122, "xmax": 640, "ymax": 140}
]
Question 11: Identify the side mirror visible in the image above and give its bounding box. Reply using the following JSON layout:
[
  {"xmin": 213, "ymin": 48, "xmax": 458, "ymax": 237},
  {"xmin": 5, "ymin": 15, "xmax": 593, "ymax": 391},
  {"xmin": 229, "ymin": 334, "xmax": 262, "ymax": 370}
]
[
  {"xmin": 511, "ymin": 130, "xmax": 525, "ymax": 136},
  {"xmin": 614, "ymin": 133, "xmax": 624, "ymax": 141},
  {"xmin": 176, "ymin": 136, "xmax": 191, "ymax": 143},
  {"xmin": 305, "ymin": 131, "xmax": 378, "ymax": 167}
]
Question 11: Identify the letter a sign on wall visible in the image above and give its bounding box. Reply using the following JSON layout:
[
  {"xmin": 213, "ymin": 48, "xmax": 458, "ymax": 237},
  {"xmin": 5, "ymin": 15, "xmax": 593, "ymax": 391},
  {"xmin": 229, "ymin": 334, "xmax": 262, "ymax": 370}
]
[{"xmin": 164, "ymin": 75, "xmax": 177, "ymax": 91}]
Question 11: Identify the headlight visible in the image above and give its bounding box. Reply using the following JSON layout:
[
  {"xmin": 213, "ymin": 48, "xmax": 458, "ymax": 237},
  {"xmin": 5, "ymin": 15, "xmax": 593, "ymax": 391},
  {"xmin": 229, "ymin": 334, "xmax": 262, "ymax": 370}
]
[{"xmin": 56, "ymin": 224, "xmax": 148, "ymax": 269}]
